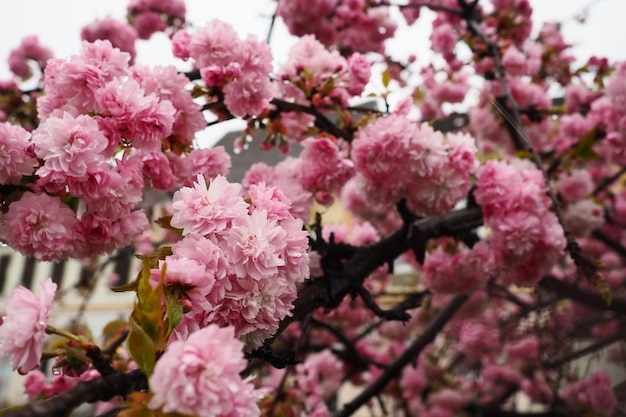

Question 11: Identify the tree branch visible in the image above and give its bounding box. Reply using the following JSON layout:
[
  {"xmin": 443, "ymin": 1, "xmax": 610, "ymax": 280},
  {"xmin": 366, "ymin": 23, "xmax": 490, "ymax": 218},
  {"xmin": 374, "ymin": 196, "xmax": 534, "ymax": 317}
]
[
  {"xmin": 4, "ymin": 370, "xmax": 148, "ymax": 417},
  {"xmin": 334, "ymin": 294, "xmax": 468, "ymax": 417}
]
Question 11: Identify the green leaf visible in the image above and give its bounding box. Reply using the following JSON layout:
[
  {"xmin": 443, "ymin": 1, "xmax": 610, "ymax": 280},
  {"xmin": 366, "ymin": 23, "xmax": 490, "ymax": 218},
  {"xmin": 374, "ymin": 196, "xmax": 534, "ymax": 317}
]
[
  {"xmin": 127, "ymin": 315, "xmax": 156, "ymax": 376},
  {"xmin": 164, "ymin": 288, "xmax": 183, "ymax": 337}
]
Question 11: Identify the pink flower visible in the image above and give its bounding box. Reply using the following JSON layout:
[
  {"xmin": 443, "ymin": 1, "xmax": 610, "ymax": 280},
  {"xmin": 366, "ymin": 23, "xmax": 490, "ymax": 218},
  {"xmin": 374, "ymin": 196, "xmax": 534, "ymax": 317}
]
[
  {"xmin": 299, "ymin": 137, "xmax": 354, "ymax": 205},
  {"xmin": 8, "ymin": 35, "xmax": 53, "ymax": 80},
  {"xmin": 127, "ymin": 0, "xmax": 186, "ymax": 39},
  {"xmin": 0, "ymin": 192, "xmax": 80, "ymax": 261},
  {"xmin": 0, "ymin": 123, "xmax": 38, "ymax": 183},
  {"xmin": 221, "ymin": 210, "xmax": 287, "ymax": 281},
  {"xmin": 0, "ymin": 278, "xmax": 57, "ymax": 374},
  {"xmin": 37, "ymin": 40, "xmax": 130, "ymax": 119},
  {"xmin": 169, "ymin": 147, "xmax": 231, "ymax": 187},
  {"xmin": 94, "ymin": 77, "xmax": 175, "ymax": 153},
  {"xmin": 32, "ymin": 112, "xmax": 108, "ymax": 178},
  {"xmin": 81, "ymin": 17, "xmax": 138, "ymax": 64},
  {"xmin": 347, "ymin": 52, "xmax": 371, "ymax": 96},
  {"xmin": 171, "ymin": 174, "xmax": 248, "ymax": 236},
  {"xmin": 585, "ymin": 372, "xmax": 618, "ymax": 415},
  {"xmin": 148, "ymin": 325, "xmax": 263, "ymax": 417},
  {"xmin": 223, "ymin": 73, "xmax": 272, "ymax": 117}
]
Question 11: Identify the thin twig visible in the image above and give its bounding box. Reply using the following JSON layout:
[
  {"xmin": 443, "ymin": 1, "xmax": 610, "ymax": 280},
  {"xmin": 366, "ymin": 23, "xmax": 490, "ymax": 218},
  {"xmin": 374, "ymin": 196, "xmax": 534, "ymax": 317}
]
[{"xmin": 334, "ymin": 295, "xmax": 468, "ymax": 417}]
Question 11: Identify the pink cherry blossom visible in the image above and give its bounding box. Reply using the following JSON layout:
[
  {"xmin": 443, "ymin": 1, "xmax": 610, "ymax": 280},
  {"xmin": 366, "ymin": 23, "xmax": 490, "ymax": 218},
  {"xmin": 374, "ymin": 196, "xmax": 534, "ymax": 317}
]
[
  {"xmin": 149, "ymin": 325, "xmax": 264, "ymax": 417},
  {"xmin": 171, "ymin": 174, "xmax": 248, "ymax": 236},
  {"xmin": 0, "ymin": 192, "xmax": 80, "ymax": 261},
  {"xmin": 0, "ymin": 278, "xmax": 57, "ymax": 374},
  {"xmin": 8, "ymin": 35, "xmax": 53, "ymax": 80},
  {"xmin": 94, "ymin": 77, "xmax": 175, "ymax": 152},
  {"xmin": 32, "ymin": 112, "xmax": 108, "ymax": 178},
  {"xmin": 221, "ymin": 209, "xmax": 287, "ymax": 281},
  {"xmin": 0, "ymin": 122, "xmax": 38, "ymax": 183},
  {"xmin": 127, "ymin": 0, "xmax": 186, "ymax": 39},
  {"xmin": 81, "ymin": 17, "xmax": 138, "ymax": 63},
  {"xmin": 37, "ymin": 40, "xmax": 130, "ymax": 119}
]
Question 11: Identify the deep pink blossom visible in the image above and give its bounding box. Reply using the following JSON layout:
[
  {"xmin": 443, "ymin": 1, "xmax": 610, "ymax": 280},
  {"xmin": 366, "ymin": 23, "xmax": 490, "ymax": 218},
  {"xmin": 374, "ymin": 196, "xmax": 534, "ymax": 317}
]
[
  {"xmin": 149, "ymin": 325, "xmax": 263, "ymax": 417},
  {"xmin": 0, "ymin": 192, "xmax": 80, "ymax": 261},
  {"xmin": 81, "ymin": 17, "xmax": 138, "ymax": 63},
  {"xmin": 0, "ymin": 123, "xmax": 38, "ymax": 183},
  {"xmin": 94, "ymin": 77, "xmax": 175, "ymax": 152},
  {"xmin": 127, "ymin": 0, "xmax": 186, "ymax": 39},
  {"xmin": 32, "ymin": 112, "xmax": 108, "ymax": 178},
  {"xmin": 8, "ymin": 35, "xmax": 53, "ymax": 80},
  {"xmin": 0, "ymin": 278, "xmax": 57, "ymax": 374},
  {"xmin": 37, "ymin": 40, "xmax": 130, "ymax": 119}
]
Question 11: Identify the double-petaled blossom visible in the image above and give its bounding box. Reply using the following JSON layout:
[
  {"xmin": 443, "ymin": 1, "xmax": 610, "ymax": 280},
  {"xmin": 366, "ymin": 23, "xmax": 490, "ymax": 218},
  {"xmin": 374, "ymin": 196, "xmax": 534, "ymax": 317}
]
[
  {"xmin": 37, "ymin": 40, "xmax": 130, "ymax": 119},
  {"xmin": 0, "ymin": 123, "xmax": 38, "ymax": 183},
  {"xmin": 32, "ymin": 112, "xmax": 108, "ymax": 179},
  {"xmin": 0, "ymin": 278, "xmax": 57, "ymax": 374},
  {"xmin": 171, "ymin": 174, "xmax": 248, "ymax": 236},
  {"xmin": 174, "ymin": 20, "xmax": 273, "ymax": 117},
  {"xmin": 352, "ymin": 114, "xmax": 477, "ymax": 216},
  {"xmin": 0, "ymin": 192, "xmax": 80, "ymax": 261},
  {"xmin": 475, "ymin": 160, "xmax": 566, "ymax": 286},
  {"xmin": 149, "ymin": 325, "xmax": 264, "ymax": 417},
  {"xmin": 7, "ymin": 35, "xmax": 53, "ymax": 80},
  {"xmin": 81, "ymin": 17, "xmax": 138, "ymax": 63},
  {"xmin": 165, "ymin": 175, "xmax": 310, "ymax": 350}
]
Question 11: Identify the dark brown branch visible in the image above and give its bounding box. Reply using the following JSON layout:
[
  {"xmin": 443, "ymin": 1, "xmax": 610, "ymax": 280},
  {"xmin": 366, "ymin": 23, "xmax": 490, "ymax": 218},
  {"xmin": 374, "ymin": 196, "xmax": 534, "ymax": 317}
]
[
  {"xmin": 538, "ymin": 275, "xmax": 626, "ymax": 315},
  {"xmin": 592, "ymin": 229, "xmax": 626, "ymax": 259},
  {"xmin": 334, "ymin": 294, "xmax": 468, "ymax": 417},
  {"xmin": 270, "ymin": 98, "xmax": 353, "ymax": 141},
  {"xmin": 275, "ymin": 206, "xmax": 483, "ymax": 335},
  {"xmin": 545, "ymin": 328, "xmax": 626, "ymax": 369},
  {"xmin": 4, "ymin": 370, "xmax": 148, "ymax": 417}
]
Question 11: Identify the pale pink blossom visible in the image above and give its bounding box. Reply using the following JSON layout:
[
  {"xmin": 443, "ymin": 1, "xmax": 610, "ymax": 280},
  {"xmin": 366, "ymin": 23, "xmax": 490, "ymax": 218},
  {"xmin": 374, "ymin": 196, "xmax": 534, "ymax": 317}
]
[
  {"xmin": 169, "ymin": 147, "xmax": 231, "ymax": 187},
  {"xmin": 130, "ymin": 65, "xmax": 207, "ymax": 144},
  {"xmin": 557, "ymin": 169, "xmax": 595, "ymax": 202},
  {"xmin": 221, "ymin": 210, "xmax": 287, "ymax": 281},
  {"xmin": 141, "ymin": 151, "xmax": 178, "ymax": 191},
  {"xmin": 171, "ymin": 174, "xmax": 248, "ymax": 236},
  {"xmin": 299, "ymin": 137, "xmax": 354, "ymax": 205},
  {"xmin": 347, "ymin": 52, "xmax": 371, "ymax": 96},
  {"xmin": 0, "ymin": 278, "xmax": 57, "ymax": 374},
  {"xmin": 149, "ymin": 325, "xmax": 263, "ymax": 417}
]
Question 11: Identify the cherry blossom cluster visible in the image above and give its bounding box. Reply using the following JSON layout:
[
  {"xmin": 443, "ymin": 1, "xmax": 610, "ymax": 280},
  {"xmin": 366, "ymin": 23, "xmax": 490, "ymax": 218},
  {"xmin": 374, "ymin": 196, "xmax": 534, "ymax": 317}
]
[
  {"xmin": 277, "ymin": 35, "xmax": 371, "ymax": 110},
  {"xmin": 149, "ymin": 325, "xmax": 264, "ymax": 417},
  {"xmin": 277, "ymin": 0, "xmax": 396, "ymax": 54},
  {"xmin": 352, "ymin": 114, "xmax": 478, "ymax": 216},
  {"xmin": 153, "ymin": 175, "xmax": 310, "ymax": 350},
  {"xmin": 127, "ymin": 0, "xmax": 186, "ymax": 39},
  {"xmin": 172, "ymin": 20, "xmax": 273, "ymax": 117},
  {"xmin": 475, "ymin": 159, "xmax": 566, "ymax": 286},
  {"xmin": 0, "ymin": 39, "xmax": 227, "ymax": 261}
]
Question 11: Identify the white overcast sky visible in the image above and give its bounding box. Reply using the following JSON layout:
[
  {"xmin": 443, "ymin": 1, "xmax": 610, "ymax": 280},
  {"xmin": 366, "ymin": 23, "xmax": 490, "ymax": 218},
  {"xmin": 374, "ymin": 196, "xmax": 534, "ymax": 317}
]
[
  {"xmin": 1, "ymin": 0, "xmax": 625, "ymax": 78},
  {"xmin": 0, "ymin": 0, "xmax": 623, "ymax": 142}
]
